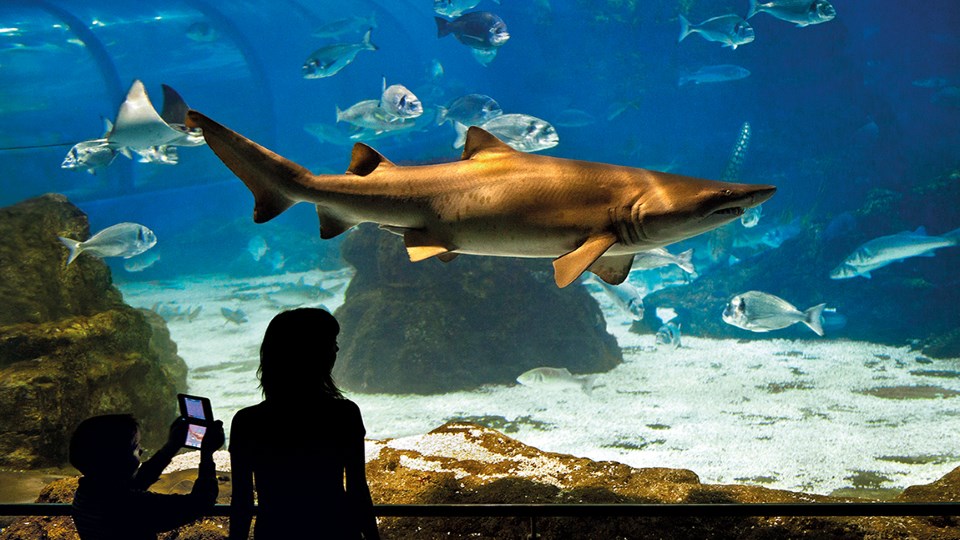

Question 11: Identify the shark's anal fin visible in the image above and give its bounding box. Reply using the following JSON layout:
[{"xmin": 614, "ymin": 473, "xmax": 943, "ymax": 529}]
[
  {"xmin": 402, "ymin": 229, "xmax": 457, "ymax": 262},
  {"xmin": 348, "ymin": 143, "xmax": 395, "ymax": 176},
  {"xmin": 553, "ymin": 233, "xmax": 618, "ymax": 288},
  {"xmin": 588, "ymin": 254, "xmax": 635, "ymax": 285},
  {"xmin": 187, "ymin": 110, "xmax": 309, "ymax": 223}
]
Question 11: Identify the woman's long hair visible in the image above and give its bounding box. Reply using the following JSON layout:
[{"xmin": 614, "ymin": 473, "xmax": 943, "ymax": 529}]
[{"xmin": 258, "ymin": 308, "xmax": 344, "ymax": 402}]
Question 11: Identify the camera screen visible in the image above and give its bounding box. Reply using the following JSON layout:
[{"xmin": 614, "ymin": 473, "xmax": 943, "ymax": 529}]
[
  {"xmin": 184, "ymin": 423, "xmax": 207, "ymax": 449},
  {"xmin": 184, "ymin": 397, "xmax": 207, "ymax": 420}
]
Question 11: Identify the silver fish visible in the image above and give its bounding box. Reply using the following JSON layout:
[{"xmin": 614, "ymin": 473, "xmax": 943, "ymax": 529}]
[
  {"xmin": 679, "ymin": 64, "xmax": 751, "ymax": 86},
  {"xmin": 123, "ymin": 250, "xmax": 160, "ymax": 272},
  {"xmin": 740, "ymin": 205, "xmax": 762, "ymax": 228},
  {"xmin": 516, "ymin": 367, "xmax": 597, "ymax": 394},
  {"xmin": 437, "ymin": 94, "xmax": 503, "ymax": 126},
  {"xmin": 830, "ymin": 227, "xmax": 960, "ymax": 279},
  {"xmin": 655, "ymin": 321, "xmax": 682, "ymax": 349},
  {"xmin": 336, "ymin": 99, "xmax": 413, "ymax": 133},
  {"xmin": 678, "ymin": 14, "xmax": 755, "ymax": 49},
  {"xmin": 722, "ymin": 291, "xmax": 826, "ymax": 336},
  {"xmin": 553, "ymin": 109, "xmax": 597, "ymax": 128},
  {"xmin": 221, "ymin": 307, "xmax": 248, "ymax": 325},
  {"xmin": 747, "ymin": 0, "xmax": 836, "ymax": 27},
  {"xmin": 380, "ymin": 78, "xmax": 423, "ymax": 120},
  {"xmin": 453, "ymin": 113, "xmax": 559, "ymax": 152},
  {"xmin": 633, "ymin": 248, "xmax": 695, "ymax": 275},
  {"xmin": 433, "ymin": 0, "xmax": 482, "ymax": 18},
  {"xmin": 61, "ymin": 138, "xmax": 118, "ymax": 175},
  {"xmin": 58, "ymin": 222, "xmax": 157, "ymax": 265},
  {"xmin": 592, "ymin": 278, "xmax": 645, "ymax": 320},
  {"xmin": 247, "ymin": 235, "xmax": 268, "ymax": 262},
  {"xmin": 303, "ymin": 29, "xmax": 377, "ymax": 79}
]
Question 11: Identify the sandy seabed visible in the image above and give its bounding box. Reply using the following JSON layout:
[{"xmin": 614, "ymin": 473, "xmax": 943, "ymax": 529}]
[{"xmin": 119, "ymin": 269, "xmax": 960, "ymax": 496}]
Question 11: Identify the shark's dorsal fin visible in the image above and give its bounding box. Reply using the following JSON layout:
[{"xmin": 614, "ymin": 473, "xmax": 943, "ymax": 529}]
[
  {"xmin": 552, "ymin": 233, "xmax": 618, "ymax": 288},
  {"xmin": 348, "ymin": 143, "xmax": 395, "ymax": 176},
  {"xmin": 461, "ymin": 127, "xmax": 517, "ymax": 160},
  {"xmin": 160, "ymin": 84, "xmax": 190, "ymax": 125},
  {"xmin": 403, "ymin": 229, "xmax": 457, "ymax": 262},
  {"xmin": 588, "ymin": 253, "xmax": 635, "ymax": 286}
]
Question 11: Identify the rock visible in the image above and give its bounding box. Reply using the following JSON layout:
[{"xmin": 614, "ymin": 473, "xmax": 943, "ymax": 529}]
[
  {"xmin": 0, "ymin": 194, "xmax": 187, "ymax": 468},
  {"xmin": 332, "ymin": 224, "xmax": 622, "ymax": 394},
  {"xmin": 3, "ymin": 423, "xmax": 959, "ymax": 539}
]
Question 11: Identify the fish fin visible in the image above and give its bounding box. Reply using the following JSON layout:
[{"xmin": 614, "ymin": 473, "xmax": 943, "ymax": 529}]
[
  {"xmin": 160, "ymin": 84, "xmax": 190, "ymax": 125},
  {"xmin": 317, "ymin": 208, "xmax": 357, "ymax": 239},
  {"xmin": 746, "ymin": 0, "xmax": 758, "ymax": 18},
  {"xmin": 942, "ymin": 227, "xmax": 960, "ymax": 243},
  {"xmin": 403, "ymin": 229, "xmax": 457, "ymax": 262},
  {"xmin": 553, "ymin": 233, "xmax": 618, "ymax": 288},
  {"xmin": 676, "ymin": 248, "xmax": 695, "ymax": 274},
  {"xmin": 347, "ymin": 143, "xmax": 395, "ymax": 176},
  {"xmin": 435, "ymin": 17, "xmax": 451, "ymax": 38},
  {"xmin": 803, "ymin": 303, "xmax": 827, "ymax": 336},
  {"xmin": 580, "ymin": 375, "xmax": 597, "ymax": 396},
  {"xmin": 588, "ymin": 253, "xmax": 635, "ymax": 285},
  {"xmin": 453, "ymin": 122, "xmax": 468, "ymax": 149},
  {"xmin": 461, "ymin": 127, "xmax": 516, "ymax": 160},
  {"xmin": 678, "ymin": 14, "xmax": 691, "ymax": 42},
  {"xmin": 861, "ymin": 271, "xmax": 871, "ymax": 279},
  {"xmin": 186, "ymin": 110, "xmax": 307, "ymax": 223},
  {"xmin": 914, "ymin": 226, "xmax": 927, "ymax": 236},
  {"xmin": 58, "ymin": 236, "xmax": 82, "ymax": 265},
  {"xmin": 362, "ymin": 28, "xmax": 378, "ymax": 51}
]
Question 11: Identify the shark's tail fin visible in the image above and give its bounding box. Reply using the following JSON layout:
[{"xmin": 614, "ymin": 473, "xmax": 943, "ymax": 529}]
[
  {"xmin": 58, "ymin": 236, "xmax": 82, "ymax": 265},
  {"xmin": 186, "ymin": 110, "xmax": 309, "ymax": 223},
  {"xmin": 678, "ymin": 14, "xmax": 693, "ymax": 42},
  {"xmin": 803, "ymin": 303, "xmax": 827, "ymax": 336},
  {"xmin": 943, "ymin": 227, "xmax": 960, "ymax": 244}
]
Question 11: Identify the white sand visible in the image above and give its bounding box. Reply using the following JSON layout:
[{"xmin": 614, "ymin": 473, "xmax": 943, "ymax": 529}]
[{"xmin": 121, "ymin": 270, "xmax": 960, "ymax": 495}]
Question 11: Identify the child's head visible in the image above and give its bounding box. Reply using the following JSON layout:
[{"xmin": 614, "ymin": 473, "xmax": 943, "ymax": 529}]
[{"xmin": 69, "ymin": 414, "xmax": 142, "ymax": 480}]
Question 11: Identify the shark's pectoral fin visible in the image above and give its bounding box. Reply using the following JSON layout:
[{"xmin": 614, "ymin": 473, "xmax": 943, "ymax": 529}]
[
  {"xmin": 347, "ymin": 143, "xmax": 395, "ymax": 176},
  {"xmin": 553, "ymin": 233, "xmax": 618, "ymax": 288},
  {"xmin": 402, "ymin": 229, "xmax": 457, "ymax": 262},
  {"xmin": 588, "ymin": 254, "xmax": 635, "ymax": 285},
  {"xmin": 317, "ymin": 208, "xmax": 358, "ymax": 239},
  {"xmin": 186, "ymin": 110, "xmax": 307, "ymax": 223}
]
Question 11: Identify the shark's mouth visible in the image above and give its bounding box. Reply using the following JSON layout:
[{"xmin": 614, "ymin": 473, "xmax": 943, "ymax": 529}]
[{"xmin": 712, "ymin": 206, "xmax": 745, "ymax": 217}]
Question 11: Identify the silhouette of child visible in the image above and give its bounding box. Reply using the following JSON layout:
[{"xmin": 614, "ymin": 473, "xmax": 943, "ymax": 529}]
[
  {"xmin": 70, "ymin": 413, "xmax": 225, "ymax": 540},
  {"xmin": 229, "ymin": 308, "xmax": 380, "ymax": 539}
]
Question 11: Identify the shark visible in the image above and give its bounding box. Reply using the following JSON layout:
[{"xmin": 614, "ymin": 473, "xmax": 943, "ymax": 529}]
[{"xmin": 185, "ymin": 110, "xmax": 776, "ymax": 288}]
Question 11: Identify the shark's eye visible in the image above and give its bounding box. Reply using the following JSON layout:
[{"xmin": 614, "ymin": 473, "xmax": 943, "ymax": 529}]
[{"xmin": 722, "ymin": 189, "xmax": 732, "ymax": 196}]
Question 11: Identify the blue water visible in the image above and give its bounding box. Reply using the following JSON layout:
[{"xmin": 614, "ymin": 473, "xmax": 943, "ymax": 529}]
[{"xmin": 2, "ymin": 0, "xmax": 960, "ymax": 493}]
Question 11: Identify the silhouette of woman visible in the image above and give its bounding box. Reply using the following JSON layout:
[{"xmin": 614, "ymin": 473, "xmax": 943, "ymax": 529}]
[{"xmin": 228, "ymin": 308, "xmax": 379, "ymax": 539}]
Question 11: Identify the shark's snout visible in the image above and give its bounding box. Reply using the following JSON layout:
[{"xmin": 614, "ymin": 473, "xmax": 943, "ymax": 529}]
[{"xmin": 750, "ymin": 185, "xmax": 777, "ymax": 206}]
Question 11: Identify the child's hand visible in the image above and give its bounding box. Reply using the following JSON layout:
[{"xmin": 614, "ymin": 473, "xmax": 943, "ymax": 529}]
[
  {"xmin": 201, "ymin": 420, "xmax": 225, "ymax": 455},
  {"xmin": 165, "ymin": 416, "xmax": 189, "ymax": 450}
]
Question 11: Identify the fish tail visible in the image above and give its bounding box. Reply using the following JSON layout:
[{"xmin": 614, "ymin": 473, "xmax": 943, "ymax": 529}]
[
  {"xmin": 186, "ymin": 110, "xmax": 308, "ymax": 223},
  {"xmin": 803, "ymin": 303, "xmax": 827, "ymax": 337},
  {"xmin": 335, "ymin": 105, "xmax": 344, "ymax": 123},
  {"xmin": 581, "ymin": 375, "xmax": 598, "ymax": 396},
  {"xmin": 676, "ymin": 248, "xmax": 696, "ymax": 275},
  {"xmin": 361, "ymin": 28, "xmax": 378, "ymax": 51},
  {"xmin": 435, "ymin": 17, "xmax": 451, "ymax": 38},
  {"xmin": 452, "ymin": 122, "xmax": 468, "ymax": 149},
  {"xmin": 747, "ymin": 0, "xmax": 759, "ymax": 19},
  {"xmin": 678, "ymin": 14, "xmax": 692, "ymax": 42},
  {"xmin": 58, "ymin": 236, "xmax": 82, "ymax": 265},
  {"xmin": 436, "ymin": 106, "xmax": 448, "ymax": 125},
  {"xmin": 942, "ymin": 227, "xmax": 960, "ymax": 244}
]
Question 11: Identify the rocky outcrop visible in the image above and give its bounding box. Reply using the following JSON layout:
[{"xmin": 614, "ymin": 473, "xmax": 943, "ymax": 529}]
[
  {"xmin": 0, "ymin": 194, "xmax": 187, "ymax": 468},
  {"xmin": 3, "ymin": 423, "xmax": 959, "ymax": 539},
  {"xmin": 332, "ymin": 224, "xmax": 622, "ymax": 394}
]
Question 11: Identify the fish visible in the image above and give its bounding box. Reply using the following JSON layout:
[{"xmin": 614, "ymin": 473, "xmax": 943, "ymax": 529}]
[
  {"xmin": 829, "ymin": 227, "xmax": 960, "ymax": 279},
  {"xmin": 185, "ymin": 110, "xmax": 776, "ymax": 288},
  {"xmin": 123, "ymin": 250, "xmax": 160, "ymax": 272},
  {"xmin": 632, "ymin": 247, "xmax": 696, "ymax": 275},
  {"xmin": 433, "ymin": 0, "xmax": 482, "ymax": 18},
  {"xmin": 453, "ymin": 113, "xmax": 559, "ymax": 152},
  {"xmin": 516, "ymin": 367, "xmax": 597, "ymax": 394},
  {"xmin": 267, "ymin": 250, "xmax": 286, "ymax": 271},
  {"xmin": 655, "ymin": 321, "xmax": 682, "ymax": 349},
  {"xmin": 553, "ymin": 109, "xmax": 597, "ymax": 128},
  {"xmin": 312, "ymin": 13, "xmax": 377, "ymax": 38},
  {"xmin": 679, "ymin": 64, "xmax": 751, "ymax": 86},
  {"xmin": 747, "ymin": 0, "xmax": 836, "ymax": 27},
  {"xmin": 740, "ymin": 205, "xmax": 762, "ymax": 228},
  {"xmin": 591, "ymin": 277, "xmax": 645, "ymax": 320},
  {"xmin": 722, "ymin": 291, "xmax": 826, "ymax": 336},
  {"xmin": 302, "ymin": 29, "xmax": 377, "ymax": 79},
  {"xmin": 61, "ymin": 138, "xmax": 118, "ymax": 175},
  {"xmin": 436, "ymin": 94, "xmax": 503, "ymax": 127},
  {"xmin": 264, "ymin": 278, "xmax": 334, "ymax": 308},
  {"xmin": 220, "ymin": 307, "xmax": 248, "ymax": 325},
  {"xmin": 379, "ymin": 78, "xmax": 423, "ymax": 120},
  {"xmin": 58, "ymin": 222, "xmax": 157, "ymax": 265},
  {"xmin": 678, "ymin": 14, "xmax": 755, "ymax": 49},
  {"xmin": 247, "ymin": 235, "xmax": 268, "ymax": 261},
  {"xmin": 336, "ymin": 99, "xmax": 416, "ymax": 134},
  {"xmin": 131, "ymin": 145, "xmax": 178, "ymax": 165},
  {"xmin": 605, "ymin": 100, "xmax": 642, "ymax": 122},
  {"xmin": 436, "ymin": 12, "xmax": 510, "ymax": 66}
]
